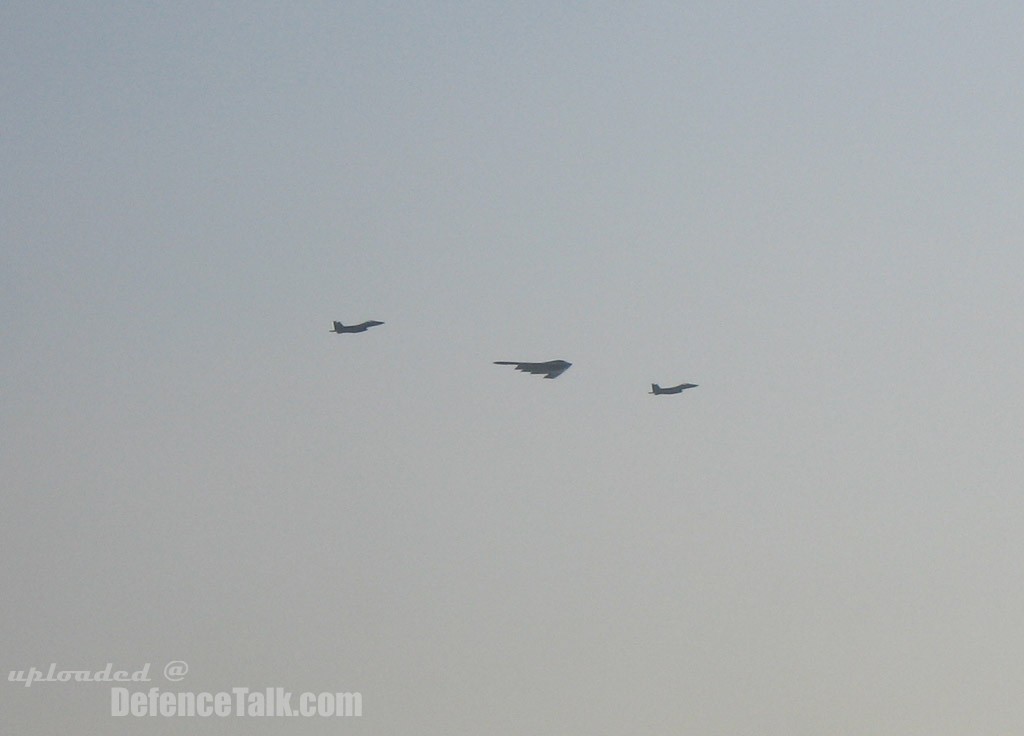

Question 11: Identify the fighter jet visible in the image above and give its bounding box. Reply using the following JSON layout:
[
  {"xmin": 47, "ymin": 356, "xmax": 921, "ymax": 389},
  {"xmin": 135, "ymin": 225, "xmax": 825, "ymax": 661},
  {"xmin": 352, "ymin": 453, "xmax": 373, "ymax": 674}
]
[
  {"xmin": 494, "ymin": 360, "xmax": 572, "ymax": 379},
  {"xmin": 649, "ymin": 382, "xmax": 698, "ymax": 395},
  {"xmin": 331, "ymin": 320, "xmax": 384, "ymax": 334}
]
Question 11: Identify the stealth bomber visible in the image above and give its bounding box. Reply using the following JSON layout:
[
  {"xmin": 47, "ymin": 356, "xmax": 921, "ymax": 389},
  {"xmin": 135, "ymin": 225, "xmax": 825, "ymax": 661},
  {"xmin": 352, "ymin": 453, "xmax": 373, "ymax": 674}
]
[{"xmin": 494, "ymin": 360, "xmax": 572, "ymax": 379}]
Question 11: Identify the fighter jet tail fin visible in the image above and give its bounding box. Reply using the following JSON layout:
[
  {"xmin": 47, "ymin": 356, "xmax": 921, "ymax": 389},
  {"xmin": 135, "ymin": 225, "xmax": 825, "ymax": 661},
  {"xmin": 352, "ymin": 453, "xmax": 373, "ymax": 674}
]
[{"xmin": 650, "ymin": 384, "xmax": 662, "ymax": 394}]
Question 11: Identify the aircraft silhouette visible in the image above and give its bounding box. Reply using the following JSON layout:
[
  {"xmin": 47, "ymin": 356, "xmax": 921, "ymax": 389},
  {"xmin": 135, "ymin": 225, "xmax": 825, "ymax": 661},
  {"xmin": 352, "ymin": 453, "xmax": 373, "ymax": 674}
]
[
  {"xmin": 331, "ymin": 320, "xmax": 384, "ymax": 334},
  {"xmin": 494, "ymin": 360, "xmax": 572, "ymax": 379},
  {"xmin": 649, "ymin": 382, "xmax": 698, "ymax": 395}
]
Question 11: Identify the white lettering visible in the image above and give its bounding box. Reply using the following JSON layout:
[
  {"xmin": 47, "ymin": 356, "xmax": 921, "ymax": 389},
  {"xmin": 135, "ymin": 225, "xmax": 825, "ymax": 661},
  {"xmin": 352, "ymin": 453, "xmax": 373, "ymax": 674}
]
[{"xmin": 111, "ymin": 687, "xmax": 129, "ymax": 716}]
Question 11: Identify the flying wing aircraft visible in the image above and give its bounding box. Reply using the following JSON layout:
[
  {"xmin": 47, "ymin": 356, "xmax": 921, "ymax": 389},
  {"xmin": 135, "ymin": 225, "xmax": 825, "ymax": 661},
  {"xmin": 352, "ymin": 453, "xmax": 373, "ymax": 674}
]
[
  {"xmin": 494, "ymin": 360, "xmax": 572, "ymax": 379},
  {"xmin": 649, "ymin": 382, "xmax": 698, "ymax": 395},
  {"xmin": 331, "ymin": 320, "xmax": 384, "ymax": 334}
]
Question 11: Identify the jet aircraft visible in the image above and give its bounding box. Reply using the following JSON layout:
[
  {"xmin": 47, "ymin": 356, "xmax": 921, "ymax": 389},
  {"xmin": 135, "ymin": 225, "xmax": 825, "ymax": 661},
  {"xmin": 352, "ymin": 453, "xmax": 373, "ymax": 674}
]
[
  {"xmin": 649, "ymin": 382, "xmax": 698, "ymax": 395},
  {"xmin": 331, "ymin": 320, "xmax": 384, "ymax": 334},
  {"xmin": 494, "ymin": 360, "xmax": 572, "ymax": 379}
]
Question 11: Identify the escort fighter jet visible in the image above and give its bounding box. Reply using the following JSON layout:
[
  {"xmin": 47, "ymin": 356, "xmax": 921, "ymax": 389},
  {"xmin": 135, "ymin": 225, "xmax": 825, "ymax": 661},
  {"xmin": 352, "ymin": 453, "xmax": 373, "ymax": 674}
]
[
  {"xmin": 649, "ymin": 382, "xmax": 698, "ymax": 395},
  {"xmin": 331, "ymin": 320, "xmax": 384, "ymax": 334}
]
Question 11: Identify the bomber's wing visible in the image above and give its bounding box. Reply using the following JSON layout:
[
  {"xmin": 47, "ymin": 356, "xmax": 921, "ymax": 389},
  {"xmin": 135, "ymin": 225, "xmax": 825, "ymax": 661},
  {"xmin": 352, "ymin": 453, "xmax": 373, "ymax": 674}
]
[{"xmin": 542, "ymin": 362, "xmax": 571, "ymax": 378}]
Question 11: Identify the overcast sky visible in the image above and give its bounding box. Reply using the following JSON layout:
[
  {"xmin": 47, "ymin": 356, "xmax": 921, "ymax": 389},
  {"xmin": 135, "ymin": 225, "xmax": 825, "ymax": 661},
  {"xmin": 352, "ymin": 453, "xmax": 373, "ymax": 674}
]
[{"xmin": 4, "ymin": 2, "xmax": 1024, "ymax": 734}]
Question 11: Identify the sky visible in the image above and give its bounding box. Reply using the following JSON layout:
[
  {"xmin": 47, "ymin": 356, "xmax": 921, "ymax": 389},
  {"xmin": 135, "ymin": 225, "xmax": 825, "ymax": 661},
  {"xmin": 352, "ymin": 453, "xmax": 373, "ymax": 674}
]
[{"xmin": 3, "ymin": 1, "xmax": 1024, "ymax": 733}]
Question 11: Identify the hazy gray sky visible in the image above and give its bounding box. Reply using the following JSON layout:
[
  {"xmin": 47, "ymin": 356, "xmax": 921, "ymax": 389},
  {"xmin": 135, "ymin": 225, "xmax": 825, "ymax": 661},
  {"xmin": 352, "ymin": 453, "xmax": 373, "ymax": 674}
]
[{"xmin": 4, "ymin": 2, "xmax": 1024, "ymax": 733}]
